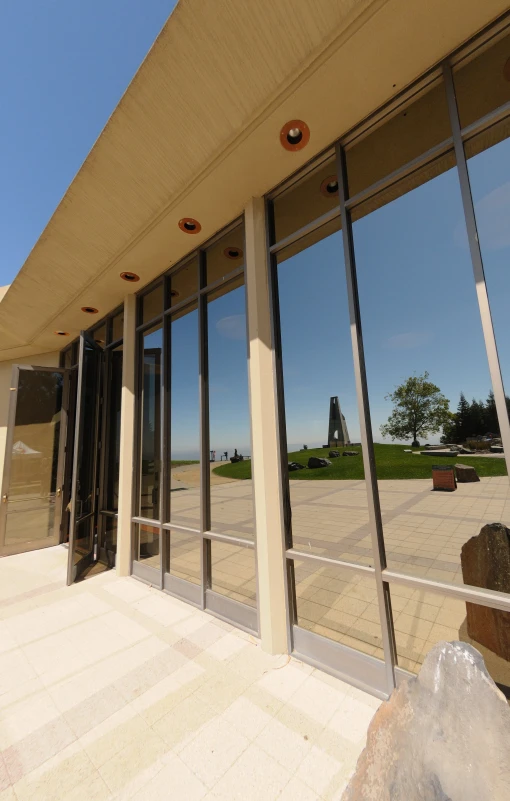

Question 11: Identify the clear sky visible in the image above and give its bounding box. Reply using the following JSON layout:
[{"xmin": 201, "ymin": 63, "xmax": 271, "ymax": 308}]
[{"xmin": 0, "ymin": 0, "xmax": 177, "ymax": 287}]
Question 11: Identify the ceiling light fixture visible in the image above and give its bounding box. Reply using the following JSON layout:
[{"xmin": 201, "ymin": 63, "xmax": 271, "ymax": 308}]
[
  {"xmin": 178, "ymin": 218, "xmax": 202, "ymax": 234},
  {"xmin": 280, "ymin": 120, "xmax": 310, "ymax": 152},
  {"xmin": 320, "ymin": 176, "xmax": 339, "ymax": 197},
  {"xmin": 81, "ymin": 306, "xmax": 98, "ymax": 314},
  {"xmin": 54, "ymin": 331, "xmax": 69, "ymax": 336},
  {"xmin": 224, "ymin": 247, "xmax": 243, "ymax": 260},
  {"xmin": 120, "ymin": 272, "xmax": 140, "ymax": 282}
]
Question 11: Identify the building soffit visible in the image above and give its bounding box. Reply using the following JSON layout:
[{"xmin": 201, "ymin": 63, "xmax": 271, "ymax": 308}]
[{"xmin": 0, "ymin": 0, "xmax": 508, "ymax": 360}]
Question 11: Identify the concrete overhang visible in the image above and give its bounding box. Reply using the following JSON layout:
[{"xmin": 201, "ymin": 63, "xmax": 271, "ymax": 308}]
[{"xmin": 0, "ymin": 0, "xmax": 507, "ymax": 360}]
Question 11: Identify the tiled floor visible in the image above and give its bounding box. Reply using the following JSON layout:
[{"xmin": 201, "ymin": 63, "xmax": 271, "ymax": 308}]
[{"xmin": 0, "ymin": 546, "xmax": 378, "ymax": 801}]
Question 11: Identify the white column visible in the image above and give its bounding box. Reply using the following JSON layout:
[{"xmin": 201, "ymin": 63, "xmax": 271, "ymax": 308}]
[
  {"xmin": 116, "ymin": 293, "xmax": 136, "ymax": 577},
  {"xmin": 245, "ymin": 197, "xmax": 288, "ymax": 655}
]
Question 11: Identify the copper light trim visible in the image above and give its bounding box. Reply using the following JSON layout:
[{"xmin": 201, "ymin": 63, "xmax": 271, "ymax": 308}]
[
  {"xmin": 280, "ymin": 120, "xmax": 310, "ymax": 151},
  {"xmin": 224, "ymin": 246, "xmax": 244, "ymax": 260},
  {"xmin": 170, "ymin": 289, "xmax": 180, "ymax": 298},
  {"xmin": 120, "ymin": 271, "xmax": 140, "ymax": 282},
  {"xmin": 54, "ymin": 331, "xmax": 69, "ymax": 336},
  {"xmin": 320, "ymin": 176, "xmax": 339, "ymax": 197},
  {"xmin": 178, "ymin": 217, "xmax": 202, "ymax": 234},
  {"xmin": 81, "ymin": 306, "xmax": 98, "ymax": 314}
]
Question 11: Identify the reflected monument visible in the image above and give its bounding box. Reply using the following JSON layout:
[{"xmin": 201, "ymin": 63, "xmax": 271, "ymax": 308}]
[{"xmin": 327, "ymin": 396, "xmax": 350, "ymax": 447}]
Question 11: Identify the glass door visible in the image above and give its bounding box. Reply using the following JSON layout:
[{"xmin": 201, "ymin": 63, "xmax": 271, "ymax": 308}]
[
  {"xmin": 0, "ymin": 366, "xmax": 67, "ymax": 556},
  {"xmin": 67, "ymin": 333, "xmax": 103, "ymax": 583}
]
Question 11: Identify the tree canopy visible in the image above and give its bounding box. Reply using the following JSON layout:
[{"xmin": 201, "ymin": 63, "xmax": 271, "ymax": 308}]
[{"xmin": 380, "ymin": 372, "xmax": 450, "ymax": 444}]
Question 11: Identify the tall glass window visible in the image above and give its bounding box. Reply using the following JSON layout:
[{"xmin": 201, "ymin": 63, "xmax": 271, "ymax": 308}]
[{"xmin": 138, "ymin": 324, "xmax": 162, "ymax": 567}]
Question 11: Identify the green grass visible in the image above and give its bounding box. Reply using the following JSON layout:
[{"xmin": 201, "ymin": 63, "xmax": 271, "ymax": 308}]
[
  {"xmin": 212, "ymin": 444, "xmax": 507, "ymax": 481},
  {"xmin": 170, "ymin": 460, "xmax": 199, "ymax": 468}
]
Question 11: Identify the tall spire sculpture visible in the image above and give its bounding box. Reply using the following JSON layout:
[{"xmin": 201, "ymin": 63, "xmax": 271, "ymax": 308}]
[{"xmin": 327, "ymin": 396, "xmax": 350, "ymax": 447}]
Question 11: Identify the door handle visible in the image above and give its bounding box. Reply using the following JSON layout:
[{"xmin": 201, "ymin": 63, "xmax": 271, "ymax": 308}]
[
  {"xmin": 2, "ymin": 494, "xmax": 7, "ymax": 504},
  {"xmin": 56, "ymin": 488, "xmax": 62, "ymax": 497}
]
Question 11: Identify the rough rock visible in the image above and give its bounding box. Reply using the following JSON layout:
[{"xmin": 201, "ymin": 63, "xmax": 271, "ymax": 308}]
[
  {"xmin": 461, "ymin": 523, "xmax": 510, "ymax": 660},
  {"xmin": 308, "ymin": 457, "xmax": 331, "ymax": 469},
  {"xmin": 342, "ymin": 641, "xmax": 510, "ymax": 801},
  {"xmin": 459, "ymin": 447, "xmax": 475, "ymax": 454},
  {"xmin": 412, "ymin": 439, "xmax": 420, "ymax": 447},
  {"xmin": 491, "ymin": 445, "xmax": 504, "ymax": 453},
  {"xmin": 329, "ymin": 450, "xmax": 340, "ymax": 458},
  {"xmin": 342, "ymin": 450, "xmax": 359, "ymax": 457},
  {"xmin": 230, "ymin": 456, "xmax": 240, "ymax": 463},
  {"xmin": 455, "ymin": 463, "xmax": 480, "ymax": 483},
  {"xmin": 288, "ymin": 462, "xmax": 305, "ymax": 471}
]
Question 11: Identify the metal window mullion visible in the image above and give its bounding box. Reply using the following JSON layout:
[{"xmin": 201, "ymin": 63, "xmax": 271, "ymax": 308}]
[
  {"xmin": 159, "ymin": 312, "xmax": 170, "ymax": 589},
  {"xmin": 286, "ymin": 548, "xmax": 376, "ymax": 575},
  {"xmin": 269, "ymin": 207, "xmax": 340, "ymax": 255},
  {"xmin": 336, "ymin": 142, "xmax": 397, "ymax": 693},
  {"xmin": 443, "ymin": 62, "xmax": 510, "ymax": 474},
  {"xmin": 198, "ymin": 251, "xmax": 211, "ymax": 609}
]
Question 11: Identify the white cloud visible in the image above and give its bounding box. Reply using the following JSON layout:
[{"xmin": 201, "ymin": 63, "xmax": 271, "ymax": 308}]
[
  {"xmin": 216, "ymin": 314, "xmax": 246, "ymax": 340},
  {"xmin": 384, "ymin": 330, "xmax": 433, "ymax": 350}
]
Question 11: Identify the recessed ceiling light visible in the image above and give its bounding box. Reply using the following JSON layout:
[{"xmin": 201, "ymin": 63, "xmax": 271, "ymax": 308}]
[
  {"xmin": 320, "ymin": 176, "xmax": 339, "ymax": 197},
  {"xmin": 280, "ymin": 120, "xmax": 310, "ymax": 151},
  {"xmin": 224, "ymin": 247, "xmax": 243, "ymax": 260},
  {"xmin": 120, "ymin": 272, "xmax": 140, "ymax": 282},
  {"xmin": 54, "ymin": 331, "xmax": 69, "ymax": 336},
  {"xmin": 170, "ymin": 289, "xmax": 180, "ymax": 298},
  {"xmin": 81, "ymin": 306, "xmax": 98, "ymax": 314},
  {"xmin": 178, "ymin": 218, "xmax": 202, "ymax": 234}
]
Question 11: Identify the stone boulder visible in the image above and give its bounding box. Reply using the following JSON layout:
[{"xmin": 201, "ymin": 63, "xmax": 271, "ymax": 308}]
[
  {"xmin": 342, "ymin": 641, "xmax": 510, "ymax": 801},
  {"xmin": 307, "ymin": 457, "xmax": 331, "ymax": 469},
  {"xmin": 329, "ymin": 450, "xmax": 340, "ymax": 458},
  {"xmin": 459, "ymin": 446, "xmax": 475, "ymax": 454},
  {"xmin": 491, "ymin": 445, "xmax": 504, "ymax": 453},
  {"xmin": 288, "ymin": 462, "xmax": 305, "ymax": 471},
  {"xmin": 342, "ymin": 450, "xmax": 359, "ymax": 457},
  {"xmin": 455, "ymin": 463, "xmax": 480, "ymax": 483},
  {"xmin": 461, "ymin": 523, "xmax": 510, "ymax": 661}
]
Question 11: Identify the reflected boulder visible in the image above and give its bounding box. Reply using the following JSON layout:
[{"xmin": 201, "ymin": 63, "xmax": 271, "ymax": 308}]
[
  {"xmin": 342, "ymin": 450, "xmax": 359, "ymax": 457},
  {"xmin": 288, "ymin": 462, "xmax": 306, "ymax": 471},
  {"xmin": 342, "ymin": 641, "xmax": 510, "ymax": 801},
  {"xmin": 455, "ymin": 463, "xmax": 480, "ymax": 483},
  {"xmin": 308, "ymin": 457, "xmax": 331, "ymax": 468},
  {"xmin": 329, "ymin": 450, "xmax": 340, "ymax": 458}
]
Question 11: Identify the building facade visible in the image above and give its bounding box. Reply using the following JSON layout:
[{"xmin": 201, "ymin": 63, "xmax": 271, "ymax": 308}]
[{"xmin": 1, "ymin": 1, "xmax": 510, "ymax": 700}]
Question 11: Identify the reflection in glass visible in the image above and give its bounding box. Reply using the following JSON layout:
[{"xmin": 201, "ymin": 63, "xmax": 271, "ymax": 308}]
[
  {"xmin": 103, "ymin": 517, "xmax": 117, "ymax": 562},
  {"xmin": 139, "ymin": 325, "xmax": 162, "ymax": 520},
  {"xmin": 105, "ymin": 347, "xmax": 123, "ymax": 514},
  {"xmin": 390, "ymin": 585, "xmax": 510, "ymax": 691},
  {"xmin": 276, "ymin": 231, "xmax": 373, "ymax": 566},
  {"xmin": 170, "ymin": 259, "xmax": 198, "ymax": 307},
  {"xmin": 4, "ymin": 370, "xmax": 63, "ymax": 548},
  {"xmin": 205, "ymin": 224, "xmax": 244, "ymax": 286},
  {"xmin": 467, "ymin": 134, "xmax": 510, "ymax": 423},
  {"xmin": 294, "ymin": 560, "xmax": 383, "ymax": 658},
  {"xmin": 454, "ymin": 32, "xmax": 510, "ymax": 129},
  {"xmin": 92, "ymin": 324, "xmax": 106, "ymax": 347},
  {"xmin": 354, "ymin": 162, "xmax": 508, "ymax": 585},
  {"xmin": 169, "ymin": 304, "xmax": 200, "ymax": 527},
  {"xmin": 111, "ymin": 311, "xmax": 124, "ymax": 343},
  {"xmin": 167, "ymin": 530, "xmax": 201, "ymax": 585},
  {"xmin": 137, "ymin": 522, "xmax": 160, "ymax": 567},
  {"xmin": 210, "ymin": 541, "xmax": 256, "ymax": 608},
  {"xmin": 272, "ymin": 156, "xmax": 339, "ymax": 243},
  {"xmin": 141, "ymin": 284, "xmax": 164, "ymax": 325},
  {"xmin": 207, "ymin": 280, "xmax": 254, "ymax": 544}
]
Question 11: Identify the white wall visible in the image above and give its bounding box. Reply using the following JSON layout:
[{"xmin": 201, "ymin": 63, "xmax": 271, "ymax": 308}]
[{"xmin": 0, "ymin": 352, "xmax": 60, "ymax": 486}]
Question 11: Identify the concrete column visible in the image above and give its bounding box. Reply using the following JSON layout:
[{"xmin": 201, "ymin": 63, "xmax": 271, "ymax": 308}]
[
  {"xmin": 245, "ymin": 197, "xmax": 288, "ymax": 655},
  {"xmin": 116, "ymin": 293, "xmax": 136, "ymax": 577}
]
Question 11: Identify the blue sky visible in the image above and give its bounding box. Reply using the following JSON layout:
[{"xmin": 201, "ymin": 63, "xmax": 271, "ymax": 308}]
[{"xmin": 0, "ymin": 0, "xmax": 176, "ymax": 286}]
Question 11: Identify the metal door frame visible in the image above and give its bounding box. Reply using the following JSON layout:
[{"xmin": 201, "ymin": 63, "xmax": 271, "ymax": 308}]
[
  {"xmin": 0, "ymin": 365, "xmax": 68, "ymax": 557},
  {"xmin": 66, "ymin": 332, "xmax": 103, "ymax": 584}
]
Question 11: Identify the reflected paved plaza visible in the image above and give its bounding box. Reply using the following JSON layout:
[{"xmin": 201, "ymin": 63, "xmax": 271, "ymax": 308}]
[{"xmin": 0, "ymin": 547, "xmax": 377, "ymax": 800}]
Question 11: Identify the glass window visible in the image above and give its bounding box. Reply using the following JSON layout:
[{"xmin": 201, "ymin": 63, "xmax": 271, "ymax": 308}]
[
  {"xmin": 111, "ymin": 310, "xmax": 124, "ymax": 343},
  {"xmin": 272, "ymin": 156, "xmax": 339, "ymax": 243},
  {"xmin": 139, "ymin": 324, "xmax": 162, "ymax": 520},
  {"xmin": 205, "ymin": 224, "xmax": 244, "ymax": 286},
  {"xmin": 104, "ymin": 346, "xmax": 123, "ymax": 513},
  {"xmin": 207, "ymin": 278, "xmax": 254, "ymax": 546},
  {"xmin": 294, "ymin": 560, "xmax": 383, "ymax": 659},
  {"xmin": 166, "ymin": 530, "xmax": 201, "ymax": 585},
  {"xmin": 141, "ymin": 284, "xmax": 164, "ymax": 325},
  {"xmin": 390, "ymin": 585, "xmax": 509, "ymax": 691},
  {"xmin": 170, "ymin": 258, "xmax": 198, "ymax": 307},
  {"xmin": 210, "ymin": 541, "xmax": 256, "ymax": 608},
  {"xmin": 276, "ymin": 229, "xmax": 374, "ymax": 567},
  {"xmin": 63, "ymin": 349, "xmax": 72, "ymax": 368},
  {"xmin": 136, "ymin": 523, "xmax": 160, "ymax": 568},
  {"xmin": 92, "ymin": 323, "xmax": 106, "ymax": 347},
  {"xmin": 353, "ymin": 157, "xmax": 509, "ymax": 588},
  {"xmin": 168, "ymin": 303, "xmax": 200, "ymax": 528},
  {"xmin": 346, "ymin": 80, "xmax": 451, "ymax": 206},
  {"xmin": 454, "ymin": 31, "xmax": 510, "ymax": 129}
]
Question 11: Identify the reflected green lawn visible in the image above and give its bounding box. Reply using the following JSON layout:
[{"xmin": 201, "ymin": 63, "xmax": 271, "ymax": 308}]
[{"xmin": 212, "ymin": 444, "xmax": 508, "ymax": 481}]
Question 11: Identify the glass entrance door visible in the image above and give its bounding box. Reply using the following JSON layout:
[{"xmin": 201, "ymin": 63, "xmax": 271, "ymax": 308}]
[
  {"xmin": 0, "ymin": 366, "xmax": 66, "ymax": 556},
  {"xmin": 67, "ymin": 333, "xmax": 103, "ymax": 583}
]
